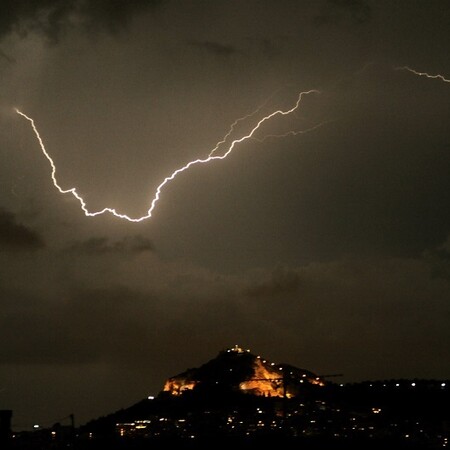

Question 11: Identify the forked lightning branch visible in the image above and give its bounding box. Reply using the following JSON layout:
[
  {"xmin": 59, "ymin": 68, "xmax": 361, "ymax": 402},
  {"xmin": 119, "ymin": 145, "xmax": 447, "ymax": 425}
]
[
  {"xmin": 15, "ymin": 89, "xmax": 320, "ymax": 222},
  {"xmin": 14, "ymin": 65, "xmax": 449, "ymax": 223}
]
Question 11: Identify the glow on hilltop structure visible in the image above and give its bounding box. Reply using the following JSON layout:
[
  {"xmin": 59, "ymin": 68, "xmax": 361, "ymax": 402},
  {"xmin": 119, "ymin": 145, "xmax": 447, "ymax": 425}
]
[
  {"xmin": 15, "ymin": 89, "xmax": 320, "ymax": 223},
  {"xmin": 163, "ymin": 345, "xmax": 325, "ymax": 398}
]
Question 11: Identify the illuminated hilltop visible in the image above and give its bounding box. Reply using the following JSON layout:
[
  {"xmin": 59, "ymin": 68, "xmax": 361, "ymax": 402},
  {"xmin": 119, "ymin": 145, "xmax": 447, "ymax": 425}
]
[
  {"xmin": 162, "ymin": 345, "xmax": 325, "ymax": 399},
  {"xmin": 48, "ymin": 346, "xmax": 448, "ymax": 450}
]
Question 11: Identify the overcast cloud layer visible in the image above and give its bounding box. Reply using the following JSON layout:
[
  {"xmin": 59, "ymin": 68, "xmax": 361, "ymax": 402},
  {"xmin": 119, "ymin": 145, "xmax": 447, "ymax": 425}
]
[{"xmin": 0, "ymin": 0, "xmax": 449, "ymax": 429}]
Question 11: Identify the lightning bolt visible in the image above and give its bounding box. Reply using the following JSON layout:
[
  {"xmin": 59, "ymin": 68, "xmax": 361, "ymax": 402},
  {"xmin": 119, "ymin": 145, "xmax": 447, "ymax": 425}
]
[
  {"xmin": 395, "ymin": 66, "xmax": 450, "ymax": 83},
  {"xmin": 252, "ymin": 120, "xmax": 332, "ymax": 143},
  {"xmin": 15, "ymin": 89, "xmax": 320, "ymax": 222},
  {"xmin": 208, "ymin": 89, "xmax": 284, "ymax": 158}
]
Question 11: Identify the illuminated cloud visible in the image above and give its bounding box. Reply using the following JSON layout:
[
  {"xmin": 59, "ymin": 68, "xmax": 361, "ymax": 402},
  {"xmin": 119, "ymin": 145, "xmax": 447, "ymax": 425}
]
[{"xmin": 0, "ymin": 0, "xmax": 163, "ymax": 42}]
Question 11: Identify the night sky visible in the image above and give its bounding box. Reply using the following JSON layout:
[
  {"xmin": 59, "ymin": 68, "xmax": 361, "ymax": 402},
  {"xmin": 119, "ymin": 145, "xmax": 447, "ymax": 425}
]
[{"xmin": 1, "ymin": 0, "xmax": 450, "ymax": 431}]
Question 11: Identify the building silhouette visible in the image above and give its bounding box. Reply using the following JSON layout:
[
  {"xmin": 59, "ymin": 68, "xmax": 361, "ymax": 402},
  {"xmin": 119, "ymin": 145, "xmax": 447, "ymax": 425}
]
[{"xmin": 0, "ymin": 410, "xmax": 12, "ymax": 448}]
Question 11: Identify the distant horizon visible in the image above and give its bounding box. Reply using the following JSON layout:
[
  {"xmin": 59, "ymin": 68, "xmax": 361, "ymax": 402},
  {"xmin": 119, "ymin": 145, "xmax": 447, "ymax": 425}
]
[{"xmin": 8, "ymin": 374, "xmax": 449, "ymax": 432}]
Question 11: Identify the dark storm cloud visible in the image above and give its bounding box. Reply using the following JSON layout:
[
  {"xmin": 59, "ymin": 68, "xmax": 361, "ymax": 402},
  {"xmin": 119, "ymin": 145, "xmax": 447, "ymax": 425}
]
[
  {"xmin": 423, "ymin": 239, "xmax": 450, "ymax": 281},
  {"xmin": 315, "ymin": 0, "xmax": 371, "ymax": 25},
  {"xmin": 0, "ymin": 208, "xmax": 44, "ymax": 251},
  {"xmin": 0, "ymin": 282, "xmax": 244, "ymax": 368},
  {"xmin": 254, "ymin": 66, "xmax": 450, "ymax": 264},
  {"xmin": 0, "ymin": 0, "xmax": 162, "ymax": 42},
  {"xmin": 0, "ymin": 286, "xmax": 157, "ymax": 365},
  {"xmin": 240, "ymin": 256, "xmax": 450, "ymax": 378},
  {"xmin": 188, "ymin": 40, "xmax": 240, "ymax": 57},
  {"xmin": 66, "ymin": 235, "xmax": 154, "ymax": 255},
  {"xmin": 0, "ymin": 253, "xmax": 448, "ymax": 377}
]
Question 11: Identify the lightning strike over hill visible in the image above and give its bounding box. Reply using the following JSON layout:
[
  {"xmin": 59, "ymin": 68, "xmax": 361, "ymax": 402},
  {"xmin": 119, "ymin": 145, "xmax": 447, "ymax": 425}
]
[
  {"xmin": 395, "ymin": 66, "xmax": 450, "ymax": 83},
  {"xmin": 15, "ymin": 89, "xmax": 320, "ymax": 222}
]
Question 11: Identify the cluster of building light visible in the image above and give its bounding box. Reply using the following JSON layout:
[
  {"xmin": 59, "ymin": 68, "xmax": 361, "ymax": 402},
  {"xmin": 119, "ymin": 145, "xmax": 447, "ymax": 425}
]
[
  {"xmin": 360, "ymin": 380, "xmax": 448, "ymax": 389},
  {"xmin": 113, "ymin": 396, "xmax": 449, "ymax": 447}
]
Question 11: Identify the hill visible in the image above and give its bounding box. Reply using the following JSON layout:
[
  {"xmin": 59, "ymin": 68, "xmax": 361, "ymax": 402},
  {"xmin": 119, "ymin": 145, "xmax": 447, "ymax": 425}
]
[{"xmin": 10, "ymin": 346, "xmax": 450, "ymax": 449}]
